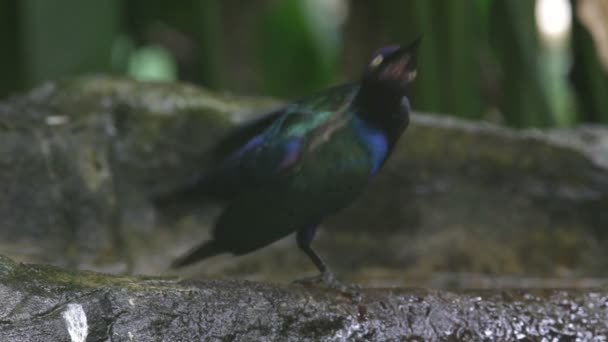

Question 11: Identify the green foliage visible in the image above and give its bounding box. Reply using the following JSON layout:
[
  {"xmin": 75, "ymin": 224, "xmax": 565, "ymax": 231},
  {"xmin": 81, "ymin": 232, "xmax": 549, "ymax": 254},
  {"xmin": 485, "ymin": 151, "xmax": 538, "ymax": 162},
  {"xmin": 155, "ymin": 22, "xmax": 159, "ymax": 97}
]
[
  {"xmin": 381, "ymin": 0, "xmax": 483, "ymax": 120},
  {"xmin": 127, "ymin": 45, "xmax": 177, "ymax": 81},
  {"xmin": 489, "ymin": 1, "xmax": 554, "ymax": 127},
  {"xmin": 571, "ymin": 12, "xmax": 608, "ymax": 123},
  {"xmin": 20, "ymin": 0, "xmax": 121, "ymax": 85},
  {"xmin": 256, "ymin": 0, "xmax": 337, "ymax": 97},
  {"xmin": 0, "ymin": 1, "xmax": 607, "ymax": 127}
]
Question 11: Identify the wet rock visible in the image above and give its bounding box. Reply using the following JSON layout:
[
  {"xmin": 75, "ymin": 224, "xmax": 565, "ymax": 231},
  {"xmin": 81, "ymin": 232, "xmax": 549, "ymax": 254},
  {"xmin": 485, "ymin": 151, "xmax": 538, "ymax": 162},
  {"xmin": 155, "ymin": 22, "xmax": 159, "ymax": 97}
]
[{"xmin": 0, "ymin": 255, "xmax": 607, "ymax": 341}]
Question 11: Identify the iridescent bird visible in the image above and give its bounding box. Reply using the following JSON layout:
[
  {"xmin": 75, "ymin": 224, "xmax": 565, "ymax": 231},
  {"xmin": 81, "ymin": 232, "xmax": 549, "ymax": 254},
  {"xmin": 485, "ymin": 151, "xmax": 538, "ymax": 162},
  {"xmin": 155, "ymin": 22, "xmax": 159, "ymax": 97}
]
[{"xmin": 157, "ymin": 38, "xmax": 420, "ymax": 284}]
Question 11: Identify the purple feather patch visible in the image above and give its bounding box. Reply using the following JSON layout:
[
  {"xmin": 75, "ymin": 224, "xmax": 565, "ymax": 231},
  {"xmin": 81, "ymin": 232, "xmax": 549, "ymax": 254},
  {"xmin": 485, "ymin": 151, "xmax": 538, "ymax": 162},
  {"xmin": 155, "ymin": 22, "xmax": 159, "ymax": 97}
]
[
  {"xmin": 353, "ymin": 118, "xmax": 388, "ymax": 176},
  {"xmin": 279, "ymin": 138, "xmax": 301, "ymax": 169}
]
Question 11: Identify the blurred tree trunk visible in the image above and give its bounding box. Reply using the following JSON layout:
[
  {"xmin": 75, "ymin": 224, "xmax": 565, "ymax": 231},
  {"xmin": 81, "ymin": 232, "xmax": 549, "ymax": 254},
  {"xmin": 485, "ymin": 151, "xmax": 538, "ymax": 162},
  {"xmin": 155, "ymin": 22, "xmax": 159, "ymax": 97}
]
[
  {"xmin": 0, "ymin": 1, "xmax": 23, "ymax": 98},
  {"xmin": 194, "ymin": 0, "xmax": 224, "ymax": 90},
  {"xmin": 489, "ymin": 1, "xmax": 554, "ymax": 127},
  {"xmin": 570, "ymin": 0, "xmax": 608, "ymax": 123}
]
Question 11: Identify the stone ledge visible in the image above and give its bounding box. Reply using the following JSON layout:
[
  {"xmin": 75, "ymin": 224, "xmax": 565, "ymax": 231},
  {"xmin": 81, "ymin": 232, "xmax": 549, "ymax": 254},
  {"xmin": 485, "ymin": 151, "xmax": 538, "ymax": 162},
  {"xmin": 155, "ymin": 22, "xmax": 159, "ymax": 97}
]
[{"xmin": 0, "ymin": 255, "xmax": 607, "ymax": 341}]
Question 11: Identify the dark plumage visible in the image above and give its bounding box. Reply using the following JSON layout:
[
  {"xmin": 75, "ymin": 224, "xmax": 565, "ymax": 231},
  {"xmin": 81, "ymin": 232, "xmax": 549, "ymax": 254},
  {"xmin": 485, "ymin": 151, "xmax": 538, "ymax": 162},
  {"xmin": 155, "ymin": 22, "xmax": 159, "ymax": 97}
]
[{"xmin": 157, "ymin": 38, "xmax": 420, "ymax": 283}]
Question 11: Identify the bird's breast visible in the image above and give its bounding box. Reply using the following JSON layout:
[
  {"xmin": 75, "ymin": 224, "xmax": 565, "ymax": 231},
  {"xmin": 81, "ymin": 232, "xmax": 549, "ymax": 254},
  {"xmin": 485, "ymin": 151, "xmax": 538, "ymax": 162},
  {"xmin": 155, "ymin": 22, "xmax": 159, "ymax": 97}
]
[{"xmin": 352, "ymin": 118, "xmax": 389, "ymax": 176}]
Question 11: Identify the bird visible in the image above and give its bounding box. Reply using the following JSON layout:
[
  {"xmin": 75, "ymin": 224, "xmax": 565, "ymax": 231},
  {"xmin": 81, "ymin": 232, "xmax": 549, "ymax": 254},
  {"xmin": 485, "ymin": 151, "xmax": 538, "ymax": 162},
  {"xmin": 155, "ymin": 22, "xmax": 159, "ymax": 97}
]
[{"xmin": 155, "ymin": 38, "xmax": 420, "ymax": 285}]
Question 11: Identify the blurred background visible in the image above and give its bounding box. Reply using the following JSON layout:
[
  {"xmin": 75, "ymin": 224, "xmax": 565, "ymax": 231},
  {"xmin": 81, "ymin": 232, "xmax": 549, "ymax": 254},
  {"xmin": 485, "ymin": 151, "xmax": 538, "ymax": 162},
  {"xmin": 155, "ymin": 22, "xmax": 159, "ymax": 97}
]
[{"xmin": 1, "ymin": 0, "xmax": 607, "ymax": 128}]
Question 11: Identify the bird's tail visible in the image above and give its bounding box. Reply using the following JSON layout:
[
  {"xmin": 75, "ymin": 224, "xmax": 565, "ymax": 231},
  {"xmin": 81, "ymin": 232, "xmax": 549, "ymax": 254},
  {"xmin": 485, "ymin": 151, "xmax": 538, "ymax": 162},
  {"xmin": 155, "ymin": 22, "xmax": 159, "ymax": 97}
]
[{"xmin": 171, "ymin": 240, "xmax": 225, "ymax": 268}]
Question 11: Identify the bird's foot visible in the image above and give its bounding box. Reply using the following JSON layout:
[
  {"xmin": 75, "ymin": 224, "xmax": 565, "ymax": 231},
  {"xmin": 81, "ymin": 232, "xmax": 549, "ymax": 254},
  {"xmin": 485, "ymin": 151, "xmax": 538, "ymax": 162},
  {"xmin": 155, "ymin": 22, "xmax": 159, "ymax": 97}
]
[
  {"xmin": 293, "ymin": 270, "xmax": 337, "ymax": 286},
  {"xmin": 293, "ymin": 272, "xmax": 361, "ymax": 301}
]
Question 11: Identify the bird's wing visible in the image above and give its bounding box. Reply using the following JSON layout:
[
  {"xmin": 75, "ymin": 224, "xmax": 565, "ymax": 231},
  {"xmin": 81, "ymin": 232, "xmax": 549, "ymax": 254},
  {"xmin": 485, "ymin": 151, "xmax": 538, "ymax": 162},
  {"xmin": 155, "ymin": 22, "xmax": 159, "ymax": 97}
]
[
  {"xmin": 153, "ymin": 84, "xmax": 358, "ymax": 205},
  {"xmin": 151, "ymin": 108, "xmax": 304, "ymax": 207},
  {"xmin": 209, "ymin": 83, "xmax": 359, "ymax": 162},
  {"xmin": 208, "ymin": 108, "xmax": 284, "ymax": 163},
  {"xmin": 203, "ymin": 84, "xmax": 360, "ymax": 198},
  {"xmin": 204, "ymin": 111, "xmax": 330, "ymax": 197}
]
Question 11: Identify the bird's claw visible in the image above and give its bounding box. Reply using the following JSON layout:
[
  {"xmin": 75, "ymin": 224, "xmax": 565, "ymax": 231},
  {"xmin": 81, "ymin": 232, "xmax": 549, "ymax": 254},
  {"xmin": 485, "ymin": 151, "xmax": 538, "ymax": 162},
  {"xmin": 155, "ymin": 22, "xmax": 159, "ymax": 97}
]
[
  {"xmin": 293, "ymin": 272, "xmax": 362, "ymax": 300},
  {"xmin": 293, "ymin": 271, "xmax": 336, "ymax": 286}
]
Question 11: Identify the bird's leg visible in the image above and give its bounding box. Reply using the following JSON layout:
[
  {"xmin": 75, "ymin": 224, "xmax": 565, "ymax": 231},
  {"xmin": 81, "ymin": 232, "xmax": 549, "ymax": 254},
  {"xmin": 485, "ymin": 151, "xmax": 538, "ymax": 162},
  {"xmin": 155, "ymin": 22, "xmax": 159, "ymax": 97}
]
[
  {"xmin": 293, "ymin": 225, "xmax": 338, "ymax": 286},
  {"xmin": 293, "ymin": 226, "xmax": 361, "ymax": 300}
]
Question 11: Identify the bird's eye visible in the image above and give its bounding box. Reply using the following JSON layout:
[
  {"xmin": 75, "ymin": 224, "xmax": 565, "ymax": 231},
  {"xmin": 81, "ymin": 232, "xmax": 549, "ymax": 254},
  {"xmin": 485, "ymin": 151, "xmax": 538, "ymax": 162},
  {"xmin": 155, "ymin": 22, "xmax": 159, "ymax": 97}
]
[
  {"xmin": 407, "ymin": 69, "xmax": 417, "ymax": 82},
  {"xmin": 370, "ymin": 55, "xmax": 383, "ymax": 68}
]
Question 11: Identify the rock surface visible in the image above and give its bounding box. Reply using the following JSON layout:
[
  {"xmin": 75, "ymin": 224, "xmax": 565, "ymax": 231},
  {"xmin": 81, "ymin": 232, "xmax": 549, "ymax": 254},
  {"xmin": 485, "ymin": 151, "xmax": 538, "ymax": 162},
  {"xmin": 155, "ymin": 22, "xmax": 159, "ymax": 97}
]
[
  {"xmin": 0, "ymin": 77, "xmax": 273, "ymax": 274},
  {"xmin": 1, "ymin": 255, "xmax": 607, "ymax": 341}
]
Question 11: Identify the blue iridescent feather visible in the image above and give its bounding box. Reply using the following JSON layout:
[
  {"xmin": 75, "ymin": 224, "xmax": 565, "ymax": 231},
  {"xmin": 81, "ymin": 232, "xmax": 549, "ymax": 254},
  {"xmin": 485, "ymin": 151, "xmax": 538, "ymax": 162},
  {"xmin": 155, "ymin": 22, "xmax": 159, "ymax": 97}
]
[{"xmin": 352, "ymin": 117, "xmax": 389, "ymax": 176}]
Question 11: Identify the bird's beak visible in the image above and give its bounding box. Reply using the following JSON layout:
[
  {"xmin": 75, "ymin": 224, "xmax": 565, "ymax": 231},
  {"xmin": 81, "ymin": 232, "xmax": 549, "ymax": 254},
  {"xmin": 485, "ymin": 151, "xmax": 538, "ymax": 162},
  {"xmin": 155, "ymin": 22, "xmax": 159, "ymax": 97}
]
[{"xmin": 381, "ymin": 37, "xmax": 421, "ymax": 84}]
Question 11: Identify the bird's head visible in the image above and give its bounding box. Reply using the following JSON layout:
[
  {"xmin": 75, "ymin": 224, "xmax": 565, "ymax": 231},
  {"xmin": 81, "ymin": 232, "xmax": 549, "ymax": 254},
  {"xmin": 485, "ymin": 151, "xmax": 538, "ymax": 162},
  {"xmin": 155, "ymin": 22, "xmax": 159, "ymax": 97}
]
[
  {"xmin": 355, "ymin": 38, "xmax": 420, "ymax": 142},
  {"xmin": 361, "ymin": 37, "xmax": 420, "ymax": 94}
]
